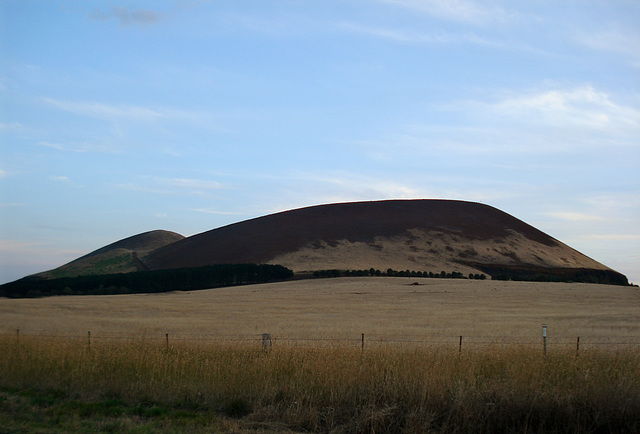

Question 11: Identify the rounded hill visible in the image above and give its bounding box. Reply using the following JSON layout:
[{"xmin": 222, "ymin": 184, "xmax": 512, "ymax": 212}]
[
  {"xmin": 38, "ymin": 230, "xmax": 185, "ymax": 279},
  {"xmin": 146, "ymin": 200, "xmax": 626, "ymax": 284}
]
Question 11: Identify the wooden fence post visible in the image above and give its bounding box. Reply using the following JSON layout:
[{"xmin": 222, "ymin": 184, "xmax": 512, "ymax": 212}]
[
  {"xmin": 542, "ymin": 324, "xmax": 547, "ymax": 358},
  {"xmin": 262, "ymin": 333, "xmax": 272, "ymax": 352},
  {"xmin": 16, "ymin": 329, "xmax": 19, "ymax": 344},
  {"xmin": 88, "ymin": 331, "xmax": 91, "ymax": 350},
  {"xmin": 166, "ymin": 333, "xmax": 169, "ymax": 350},
  {"xmin": 459, "ymin": 336, "xmax": 463, "ymax": 353},
  {"xmin": 576, "ymin": 336, "xmax": 580, "ymax": 357},
  {"xmin": 361, "ymin": 333, "xmax": 365, "ymax": 353}
]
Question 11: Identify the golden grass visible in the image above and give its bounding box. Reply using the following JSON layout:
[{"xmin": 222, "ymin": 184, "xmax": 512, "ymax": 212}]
[
  {"xmin": 2, "ymin": 278, "xmax": 639, "ymax": 432},
  {"xmin": 1, "ymin": 336, "xmax": 639, "ymax": 433},
  {"xmin": 1, "ymin": 278, "xmax": 639, "ymax": 344}
]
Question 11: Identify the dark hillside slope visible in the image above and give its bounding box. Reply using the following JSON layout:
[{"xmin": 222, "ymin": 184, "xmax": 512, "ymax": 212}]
[
  {"xmin": 148, "ymin": 200, "xmax": 550, "ymax": 267},
  {"xmin": 146, "ymin": 200, "xmax": 627, "ymax": 284}
]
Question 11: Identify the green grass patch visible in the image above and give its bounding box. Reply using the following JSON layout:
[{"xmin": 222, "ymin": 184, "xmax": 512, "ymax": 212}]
[{"xmin": 0, "ymin": 387, "xmax": 223, "ymax": 433}]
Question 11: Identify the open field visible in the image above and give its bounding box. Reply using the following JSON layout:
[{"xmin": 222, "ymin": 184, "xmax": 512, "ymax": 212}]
[
  {"xmin": 1, "ymin": 277, "xmax": 639, "ymax": 344},
  {"xmin": 2, "ymin": 278, "xmax": 640, "ymax": 432}
]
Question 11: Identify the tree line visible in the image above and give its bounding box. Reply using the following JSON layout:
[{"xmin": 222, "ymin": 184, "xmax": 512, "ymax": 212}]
[
  {"xmin": 0, "ymin": 264, "xmax": 294, "ymax": 298},
  {"xmin": 313, "ymin": 268, "xmax": 486, "ymax": 280}
]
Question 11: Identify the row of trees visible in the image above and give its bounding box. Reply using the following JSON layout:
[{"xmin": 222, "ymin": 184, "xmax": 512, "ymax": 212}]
[
  {"xmin": 312, "ymin": 268, "xmax": 486, "ymax": 280},
  {"xmin": 0, "ymin": 264, "xmax": 294, "ymax": 298}
]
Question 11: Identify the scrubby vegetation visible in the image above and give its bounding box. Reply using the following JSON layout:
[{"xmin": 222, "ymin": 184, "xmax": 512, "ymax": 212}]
[
  {"xmin": 312, "ymin": 266, "xmax": 630, "ymax": 286},
  {"xmin": 313, "ymin": 268, "xmax": 486, "ymax": 280},
  {"xmin": 0, "ymin": 264, "xmax": 294, "ymax": 298},
  {"xmin": 477, "ymin": 265, "xmax": 630, "ymax": 286},
  {"xmin": 1, "ymin": 337, "xmax": 638, "ymax": 433}
]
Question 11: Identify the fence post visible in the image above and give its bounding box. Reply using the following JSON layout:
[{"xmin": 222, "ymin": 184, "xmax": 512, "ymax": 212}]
[
  {"xmin": 542, "ymin": 324, "xmax": 547, "ymax": 358},
  {"xmin": 88, "ymin": 331, "xmax": 91, "ymax": 350},
  {"xmin": 16, "ymin": 329, "xmax": 19, "ymax": 344},
  {"xmin": 166, "ymin": 333, "xmax": 169, "ymax": 350},
  {"xmin": 459, "ymin": 335, "xmax": 463, "ymax": 353},
  {"xmin": 262, "ymin": 333, "xmax": 272, "ymax": 353},
  {"xmin": 361, "ymin": 333, "xmax": 365, "ymax": 353},
  {"xmin": 576, "ymin": 336, "xmax": 580, "ymax": 357}
]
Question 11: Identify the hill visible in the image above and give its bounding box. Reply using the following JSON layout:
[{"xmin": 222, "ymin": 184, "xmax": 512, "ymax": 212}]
[
  {"xmin": 36, "ymin": 230, "xmax": 184, "ymax": 279},
  {"xmin": 145, "ymin": 200, "xmax": 626, "ymax": 284},
  {"xmin": 16, "ymin": 200, "xmax": 629, "ymax": 286}
]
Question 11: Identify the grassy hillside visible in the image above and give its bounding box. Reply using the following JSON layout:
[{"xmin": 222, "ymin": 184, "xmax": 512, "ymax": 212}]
[{"xmin": 35, "ymin": 230, "xmax": 184, "ymax": 279}]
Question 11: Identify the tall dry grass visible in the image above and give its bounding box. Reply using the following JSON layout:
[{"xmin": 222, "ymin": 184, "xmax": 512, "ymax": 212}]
[{"xmin": 1, "ymin": 336, "xmax": 639, "ymax": 433}]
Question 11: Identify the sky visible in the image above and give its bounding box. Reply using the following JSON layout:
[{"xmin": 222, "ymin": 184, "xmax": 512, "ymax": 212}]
[{"xmin": 1, "ymin": 1, "xmax": 639, "ymax": 285}]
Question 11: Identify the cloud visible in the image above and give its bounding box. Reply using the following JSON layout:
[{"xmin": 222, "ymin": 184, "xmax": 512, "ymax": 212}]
[
  {"xmin": 0, "ymin": 122, "xmax": 24, "ymax": 132},
  {"xmin": 162, "ymin": 178, "xmax": 224, "ymax": 190},
  {"xmin": 337, "ymin": 22, "xmax": 494, "ymax": 46},
  {"xmin": 0, "ymin": 240, "xmax": 83, "ymax": 257},
  {"xmin": 38, "ymin": 141, "xmax": 120, "ymax": 154},
  {"xmin": 0, "ymin": 240, "xmax": 34, "ymax": 251},
  {"xmin": 44, "ymin": 98, "xmax": 167, "ymax": 122},
  {"xmin": 190, "ymin": 208, "xmax": 247, "ymax": 215},
  {"xmin": 490, "ymin": 85, "xmax": 640, "ymax": 131},
  {"xmin": 583, "ymin": 234, "xmax": 640, "ymax": 241},
  {"xmin": 42, "ymin": 98, "xmax": 226, "ymax": 131},
  {"xmin": 0, "ymin": 240, "xmax": 85, "ymax": 283},
  {"xmin": 49, "ymin": 176, "xmax": 70, "ymax": 183},
  {"xmin": 574, "ymin": 27, "xmax": 640, "ymax": 66},
  {"xmin": 89, "ymin": 6, "xmax": 162, "ymax": 27},
  {"xmin": 117, "ymin": 177, "xmax": 226, "ymax": 196},
  {"xmin": 379, "ymin": 0, "xmax": 510, "ymax": 25},
  {"xmin": 38, "ymin": 141, "xmax": 87, "ymax": 153},
  {"xmin": 547, "ymin": 212, "xmax": 604, "ymax": 222},
  {"xmin": 436, "ymin": 85, "xmax": 640, "ymax": 150}
]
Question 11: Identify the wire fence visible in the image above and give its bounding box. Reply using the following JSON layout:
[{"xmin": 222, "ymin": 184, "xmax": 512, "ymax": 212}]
[{"xmin": 4, "ymin": 329, "xmax": 640, "ymax": 354}]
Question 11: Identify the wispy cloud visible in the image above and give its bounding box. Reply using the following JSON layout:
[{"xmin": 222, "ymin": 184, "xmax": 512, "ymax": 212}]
[
  {"xmin": 49, "ymin": 175, "xmax": 70, "ymax": 183},
  {"xmin": 42, "ymin": 98, "xmax": 232, "ymax": 132},
  {"xmin": 89, "ymin": 6, "xmax": 162, "ymax": 27},
  {"xmin": 0, "ymin": 240, "xmax": 83, "ymax": 256},
  {"xmin": 38, "ymin": 141, "xmax": 119, "ymax": 153},
  {"xmin": 117, "ymin": 177, "xmax": 226, "ymax": 196},
  {"xmin": 379, "ymin": 0, "xmax": 511, "ymax": 25},
  {"xmin": 574, "ymin": 27, "xmax": 640, "ymax": 67},
  {"xmin": 490, "ymin": 85, "xmax": 640, "ymax": 132},
  {"xmin": 162, "ymin": 178, "xmax": 225, "ymax": 190},
  {"xmin": 0, "ymin": 240, "xmax": 34, "ymax": 251},
  {"xmin": 190, "ymin": 208, "xmax": 247, "ymax": 215},
  {"xmin": 0, "ymin": 122, "xmax": 24, "ymax": 132},
  {"xmin": 43, "ymin": 98, "xmax": 168, "ymax": 122},
  {"xmin": 337, "ymin": 22, "xmax": 493, "ymax": 46},
  {"xmin": 547, "ymin": 211, "xmax": 604, "ymax": 222},
  {"xmin": 583, "ymin": 234, "xmax": 640, "ymax": 241}
]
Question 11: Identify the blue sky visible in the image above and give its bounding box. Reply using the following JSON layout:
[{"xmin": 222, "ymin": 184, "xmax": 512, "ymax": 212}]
[{"xmin": 1, "ymin": 1, "xmax": 639, "ymax": 284}]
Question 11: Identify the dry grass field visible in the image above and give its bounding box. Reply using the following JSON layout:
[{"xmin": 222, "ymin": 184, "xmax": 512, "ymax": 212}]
[
  {"xmin": 2, "ymin": 278, "xmax": 640, "ymax": 433},
  {"xmin": 1, "ymin": 277, "xmax": 639, "ymax": 345}
]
